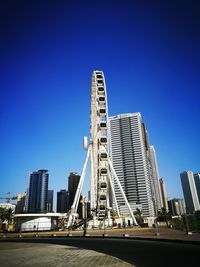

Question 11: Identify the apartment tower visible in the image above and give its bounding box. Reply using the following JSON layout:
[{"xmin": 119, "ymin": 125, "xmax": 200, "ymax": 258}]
[
  {"xmin": 194, "ymin": 173, "xmax": 200, "ymax": 204},
  {"xmin": 159, "ymin": 178, "xmax": 169, "ymax": 212},
  {"xmin": 180, "ymin": 171, "xmax": 200, "ymax": 214},
  {"xmin": 109, "ymin": 113, "xmax": 154, "ymax": 217},
  {"xmin": 68, "ymin": 172, "xmax": 80, "ymax": 208},
  {"xmin": 27, "ymin": 169, "xmax": 49, "ymax": 213},
  {"xmin": 149, "ymin": 145, "xmax": 163, "ymax": 212}
]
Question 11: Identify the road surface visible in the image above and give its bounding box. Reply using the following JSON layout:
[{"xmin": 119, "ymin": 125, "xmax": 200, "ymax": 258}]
[{"xmin": 0, "ymin": 237, "xmax": 199, "ymax": 266}]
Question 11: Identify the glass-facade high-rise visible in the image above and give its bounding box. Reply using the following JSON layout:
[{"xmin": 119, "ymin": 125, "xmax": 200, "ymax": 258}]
[
  {"xmin": 57, "ymin": 190, "xmax": 69, "ymax": 213},
  {"xmin": 27, "ymin": 169, "xmax": 49, "ymax": 213},
  {"xmin": 68, "ymin": 172, "xmax": 80, "ymax": 209},
  {"xmin": 194, "ymin": 173, "xmax": 200, "ymax": 204},
  {"xmin": 47, "ymin": 190, "xmax": 54, "ymax": 212},
  {"xmin": 180, "ymin": 171, "xmax": 200, "ymax": 214},
  {"xmin": 109, "ymin": 113, "xmax": 155, "ymax": 217},
  {"xmin": 149, "ymin": 145, "xmax": 163, "ymax": 212},
  {"xmin": 159, "ymin": 178, "xmax": 169, "ymax": 212},
  {"xmin": 168, "ymin": 198, "xmax": 186, "ymax": 216}
]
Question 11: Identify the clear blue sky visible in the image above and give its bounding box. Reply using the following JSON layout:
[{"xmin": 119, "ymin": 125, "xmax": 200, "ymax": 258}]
[{"xmin": 0, "ymin": 0, "xmax": 199, "ymax": 206}]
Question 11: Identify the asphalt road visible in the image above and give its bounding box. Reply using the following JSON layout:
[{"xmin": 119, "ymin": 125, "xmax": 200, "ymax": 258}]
[{"xmin": 0, "ymin": 237, "xmax": 200, "ymax": 267}]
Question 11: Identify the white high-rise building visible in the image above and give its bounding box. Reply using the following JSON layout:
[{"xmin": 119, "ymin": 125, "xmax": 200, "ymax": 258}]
[
  {"xmin": 180, "ymin": 171, "xmax": 200, "ymax": 214},
  {"xmin": 159, "ymin": 178, "xmax": 169, "ymax": 212},
  {"xmin": 109, "ymin": 113, "xmax": 154, "ymax": 217},
  {"xmin": 149, "ymin": 145, "xmax": 163, "ymax": 212}
]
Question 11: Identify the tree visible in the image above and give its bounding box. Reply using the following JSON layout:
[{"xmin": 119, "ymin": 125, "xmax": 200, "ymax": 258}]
[
  {"xmin": 5, "ymin": 208, "xmax": 14, "ymax": 224},
  {"xmin": 157, "ymin": 207, "xmax": 172, "ymax": 226},
  {"xmin": 0, "ymin": 207, "xmax": 7, "ymax": 223},
  {"xmin": 0, "ymin": 207, "xmax": 14, "ymax": 230},
  {"xmin": 134, "ymin": 208, "xmax": 144, "ymax": 225}
]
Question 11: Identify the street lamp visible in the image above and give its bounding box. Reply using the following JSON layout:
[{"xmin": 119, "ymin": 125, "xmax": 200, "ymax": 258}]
[
  {"xmin": 184, "ymin": 214, "xmax": 192, "ymax": 235},
  {"xmin": 154, "ymin": 218, "xmax": 159, "ymax": 236},
  {"xmin": 123, "ymin": 216, "xmax": 129, "ymax": 237},
  {"xmin": 81, "ymin": 196, "xmax": 89, "ymax": 237},
  {"xmin": 102, "ymin": 209, "xmax": 108, "ymax": 237}
]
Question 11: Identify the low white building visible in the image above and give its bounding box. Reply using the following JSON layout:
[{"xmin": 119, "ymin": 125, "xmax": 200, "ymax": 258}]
[{"xmin": 14, "ymin": 213, "xmax": 67, "ymax": 232}]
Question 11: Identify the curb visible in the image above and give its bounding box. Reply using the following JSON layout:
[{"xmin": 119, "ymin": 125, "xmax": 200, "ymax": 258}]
[{"xmin": 1, "ymin": 235, "xmax": 200, "ymax": 245}]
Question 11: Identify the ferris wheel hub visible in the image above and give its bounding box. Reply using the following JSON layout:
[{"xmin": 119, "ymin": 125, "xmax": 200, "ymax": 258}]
[{"xmin": 83, "ymin": 136, "xmax": 89, "ymax": 150}]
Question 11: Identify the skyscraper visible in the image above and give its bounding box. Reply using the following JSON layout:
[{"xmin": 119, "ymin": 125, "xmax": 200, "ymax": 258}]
[
  {"xmin": 57, "ymin": 190, "xmax": 69, "ymax": 213},
  {"xmin": 68, "ymin": 172, "xmax": 80, "ymax": 209},
  {"xmin": 27, "ymin": 169, "xmax": 49, "ymax": 213},
  {"xmin": 47, "ymin": 190, "xmax": 54, "ymax": 212},
  {"xmin": 15, "ymin": 192, "xmax": 26, "ymax": 214},
  {"xmin": 109, "ymin": 113, "xmax": 154, "ymax": 217},
  {"xmin": 149, "ymin": 145, "xmax": 163, "ymax": 212},
  {"xmin": 180, "ymin": 171, "xmax": 200, "ymax": 214},
  {"xmin": 168, "ymin": 198, "xmax": 185, "ymax": 216},
  {"xmin": 194, "ymin": 173, "xmax": 200, "ymax": 204},
  {"xmin": 159, "ymin": 178, "xmax": 169, "ymax": 212}
]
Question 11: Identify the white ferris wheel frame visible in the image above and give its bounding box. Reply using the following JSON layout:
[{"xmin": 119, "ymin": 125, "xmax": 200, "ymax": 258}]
[{"xmin": 67, "ymin": 71, "xmax": 138, "ymax": 227}]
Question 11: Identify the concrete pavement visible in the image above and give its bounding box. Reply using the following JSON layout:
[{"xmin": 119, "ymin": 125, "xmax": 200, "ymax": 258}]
[
  {"xmin": 1, "ymin": 227, "xmax": 200, "ymax": 267},
  {"xmin": 0, "ymin": 242, "xmax": 133, "ymax": 267},
  {"xmin": 0, "ymin": 237, "xmax": 200, "ymax": 267}
]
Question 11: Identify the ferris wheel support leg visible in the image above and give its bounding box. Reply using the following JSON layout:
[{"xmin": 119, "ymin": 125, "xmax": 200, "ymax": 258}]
[
  {"xmin": 107, "ymin": 171, "xmax": 120, "ymax": 218},
  {"xmin": 67, "ymin": 146, "xmax": 91, "ymax": 228},
  {"xmin": 90, "ymin": 146, "xmax": 95, "ymax": 212},
  {"xmin": 107, "ymin": 158, "xmax": 138, "ymax": 226}
]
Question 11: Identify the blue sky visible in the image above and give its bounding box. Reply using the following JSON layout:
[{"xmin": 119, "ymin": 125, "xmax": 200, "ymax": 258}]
[{"xmin": 0, "ymin": 0, "xmax": 199, "ymax": 206}]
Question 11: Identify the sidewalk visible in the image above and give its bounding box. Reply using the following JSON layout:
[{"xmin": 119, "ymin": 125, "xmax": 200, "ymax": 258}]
[
  {"xmin": 126, "ymin": 227, "xmax": 200, "ymax": 243},
  {"xmin": 64, "ymin": 227, "xmax": 200, "ymax": 244},
  {"xmin": 1, "ymin": 227, "xmax": 200, "ymax": 244}
]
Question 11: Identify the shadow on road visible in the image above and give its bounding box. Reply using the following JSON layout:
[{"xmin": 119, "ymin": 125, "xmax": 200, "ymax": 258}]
[{"xmin": 1, "ymin": 237, "xmax": 200, "ymax": 267}]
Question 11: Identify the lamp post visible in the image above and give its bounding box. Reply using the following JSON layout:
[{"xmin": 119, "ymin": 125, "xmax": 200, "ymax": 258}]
[
  {"xmin": 103, "ymin": 209, "xmax": 108, "ymax": 237},
  {"xmin": 123, "ymin": 216, "xmax": 129, "ymax": 237},
  {"xmin": 185, "ymin": 214, "xmax": 192, "ymax": 235},
  {"xmin": 154, "ymin": 218, "xmax": 159, "ymax": 236},
  {"xmin": 81, "ymin": 196, "xmax": 88, "ymax": 237}
]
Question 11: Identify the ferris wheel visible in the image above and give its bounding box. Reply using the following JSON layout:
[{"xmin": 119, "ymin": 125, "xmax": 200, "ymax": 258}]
[
  {"xmin": 67, "ymin": 71, "xmax": 138, "ymax": 227},
  {"xmin": 90, "ymin": 71, "xmax": 111, "ymax": 220}
]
